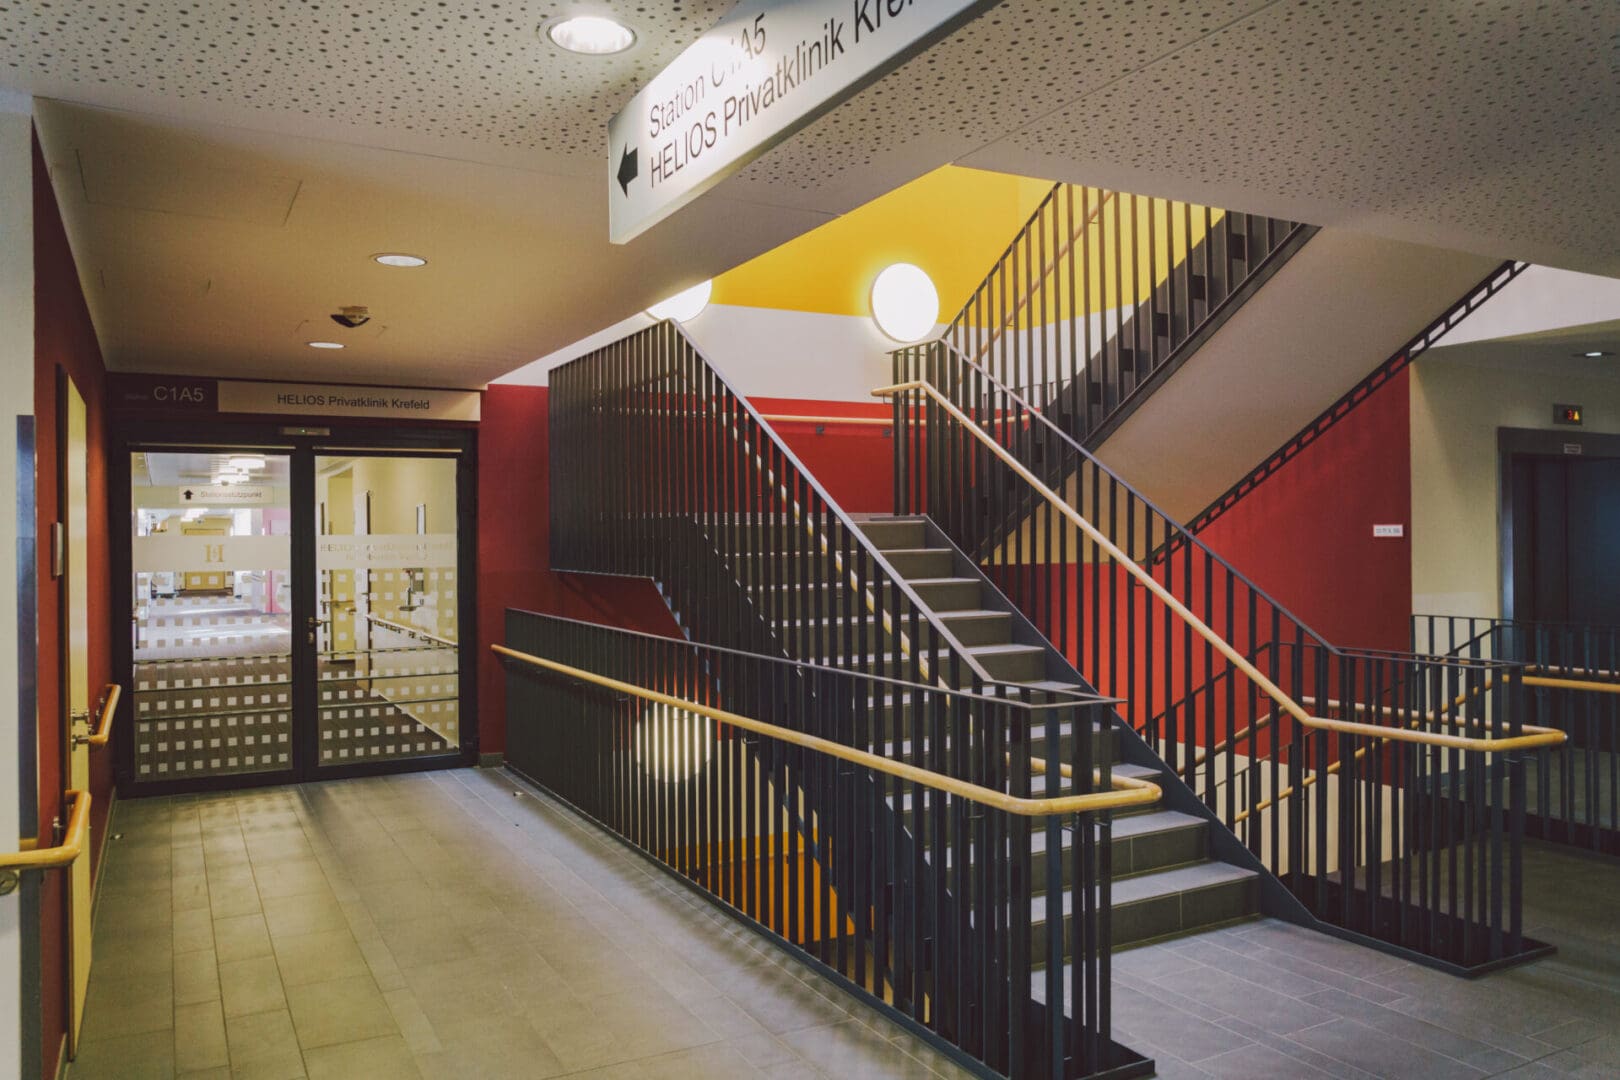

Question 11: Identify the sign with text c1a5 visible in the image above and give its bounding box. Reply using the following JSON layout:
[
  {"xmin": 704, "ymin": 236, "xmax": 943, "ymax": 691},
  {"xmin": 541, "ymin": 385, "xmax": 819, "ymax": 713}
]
[{"xmin": 607, "ymin": 0, "xmax": 999, "ymax": 244}]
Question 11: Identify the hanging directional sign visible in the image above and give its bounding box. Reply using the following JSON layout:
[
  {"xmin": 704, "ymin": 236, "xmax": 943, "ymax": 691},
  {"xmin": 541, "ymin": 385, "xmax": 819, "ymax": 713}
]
[{"xmin": 607, "ymin": 0, "xmax": 1000, "ymax": 244}]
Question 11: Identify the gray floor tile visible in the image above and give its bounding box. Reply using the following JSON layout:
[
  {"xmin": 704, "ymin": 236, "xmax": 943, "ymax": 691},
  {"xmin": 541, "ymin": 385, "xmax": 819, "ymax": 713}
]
[
  {"xmin": 218, "ymin": 956, "xmax": 287, "ymax": 1019},
  {"xmin": 271, "ymin": 928, "xmax": 369, "ymax": 988},
  {"xmin": 303, "ymin": 1034, "xmax": 422, "ymax": 1080},
  {"xmin": 175, "ymin": 999, "xmax": 231, "ymax": 1073},
  {"xmin": 285, "ymin": 974, "xmax": 399, "ymax": 1050},
  {"xmin": 66, "ymin": 1027, "xmax": 176, "ymax": 1079}
]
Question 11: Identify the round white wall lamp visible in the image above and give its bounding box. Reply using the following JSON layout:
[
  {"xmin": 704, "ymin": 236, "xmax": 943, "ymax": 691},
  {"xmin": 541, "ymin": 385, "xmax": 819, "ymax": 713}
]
[
  {"xmin": 543, "ymin": 15, "xmax": 636, "ymax": 55},
  {"xmin": 646, "ymin": 279, "xmax": 713, "ymax": 324},
  {"xmin": 870, "ymin": 263, "xmax": 940, "ymax": 343}
]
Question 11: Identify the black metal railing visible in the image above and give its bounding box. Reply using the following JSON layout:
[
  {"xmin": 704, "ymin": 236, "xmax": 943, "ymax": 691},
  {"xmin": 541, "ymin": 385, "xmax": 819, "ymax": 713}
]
[
  {"xmin": 549, "ymin": 319, "xmax": 992, "ymax": 690},
  {"xmin": 1416, "ymin": 614, "xmax": 1620, "ymax": 855},
  {"xmin": 887, "ymin": 343, "xmax": 1556, "ymax": 970},
  {"xmin": 500, "ymin": 610, "xmax": 1152, "ymax": 1080},
  {"xmin": 943, "ymin": 184, "xmax": 1313, "ymax": 451}
]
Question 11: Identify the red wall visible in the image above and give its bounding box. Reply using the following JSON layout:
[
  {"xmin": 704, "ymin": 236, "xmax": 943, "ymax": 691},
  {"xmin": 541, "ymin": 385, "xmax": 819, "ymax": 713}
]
[
  {"xmin": 475, "ymin": 385, "xmax": 680, "ymax": 755},
  {"xmin": 749, "ymin": 397, "xmax": 895, "ymax": 514},
  {"xmin": 33, "ymin": 130, "xmax": 114, "ymax": 1080},
  {"xmin": 1194, "ymin": 368, "xmax": 1413, "ymax": 652}
]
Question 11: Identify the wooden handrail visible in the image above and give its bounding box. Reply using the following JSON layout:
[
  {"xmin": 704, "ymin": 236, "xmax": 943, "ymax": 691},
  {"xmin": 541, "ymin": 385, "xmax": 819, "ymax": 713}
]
[
  {"xmin": 80, "ymin": 684, "xmax": 120, "ymax": 748},
  {"xmin": 1, "ymin": 790, "xmax": 90, "ymax": 872},
  {"xmin": 873, "ymin": 379, "xmax": 1569, "ymax": 756},
  {"xmin": 493, "ymin": 644, "xmax": 1160, "ymax": 817}
]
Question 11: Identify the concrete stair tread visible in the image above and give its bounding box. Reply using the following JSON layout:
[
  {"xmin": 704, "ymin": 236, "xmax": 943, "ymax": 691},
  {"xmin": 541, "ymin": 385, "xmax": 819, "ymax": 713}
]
[
  {"xmin": 966, "ymin": 643, "xmax": 1046, "ymax": 658},
  {"xmin": 904, "ymin": 576, "xmax": 983, "ymax": 587},
  {"xmin": 872, "ymin": 545, "xmax": 952, "ymax": 557},
  {"xmin": 1034, "ymin": 861, "xmax": 1260, "ymax": 919}
]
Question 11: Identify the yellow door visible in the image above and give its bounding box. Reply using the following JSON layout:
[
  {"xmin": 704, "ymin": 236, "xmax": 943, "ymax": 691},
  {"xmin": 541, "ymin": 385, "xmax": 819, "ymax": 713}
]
[{"xmin": 62, "ymin": 376, "xmax": 93, "ymax": 1057}]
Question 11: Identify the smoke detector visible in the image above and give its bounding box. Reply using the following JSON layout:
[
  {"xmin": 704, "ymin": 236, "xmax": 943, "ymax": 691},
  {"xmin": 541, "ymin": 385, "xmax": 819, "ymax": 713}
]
[{"xmin": 331, "ymin": 305, "xmax": 372, "ymax": 329}]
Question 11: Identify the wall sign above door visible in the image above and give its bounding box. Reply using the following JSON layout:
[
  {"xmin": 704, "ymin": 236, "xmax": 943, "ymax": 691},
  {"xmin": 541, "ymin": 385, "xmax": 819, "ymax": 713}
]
[
  {"xmin": 110, "ymin": 374, "xmax": 481, "ymax": 422},
  {"xmin": 607, "ymin": 0, "xmax": 998, "ymax": 244}
]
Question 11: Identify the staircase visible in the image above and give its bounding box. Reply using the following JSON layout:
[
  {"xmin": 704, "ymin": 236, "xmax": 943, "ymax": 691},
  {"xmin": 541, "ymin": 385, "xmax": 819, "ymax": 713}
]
[{"xmin": 851, "ymin": 515, "xmax": 1261, "ymax": 954}]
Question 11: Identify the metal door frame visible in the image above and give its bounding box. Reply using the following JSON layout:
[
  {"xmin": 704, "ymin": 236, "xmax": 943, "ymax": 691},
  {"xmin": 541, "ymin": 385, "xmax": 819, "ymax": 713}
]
[{"xmin": 110, "ymin": 420, "xmax": 478, "ymax": 795}]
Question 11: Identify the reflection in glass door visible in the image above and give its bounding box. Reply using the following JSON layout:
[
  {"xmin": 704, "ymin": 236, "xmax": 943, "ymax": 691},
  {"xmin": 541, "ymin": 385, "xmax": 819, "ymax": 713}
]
[
  {"xmin": 314, "ymin": 454, "xmax": 460, "ymax": 768},
  {"xmin": 129, "ymin": 451, "xmax": 294, "ymax": 782}
]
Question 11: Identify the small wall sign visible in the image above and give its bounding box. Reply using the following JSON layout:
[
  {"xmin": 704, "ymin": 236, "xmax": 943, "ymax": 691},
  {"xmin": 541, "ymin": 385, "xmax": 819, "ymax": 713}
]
[{"xmin": 1372, "ymin": 524, "xmax": 1405, "ymax": 538}]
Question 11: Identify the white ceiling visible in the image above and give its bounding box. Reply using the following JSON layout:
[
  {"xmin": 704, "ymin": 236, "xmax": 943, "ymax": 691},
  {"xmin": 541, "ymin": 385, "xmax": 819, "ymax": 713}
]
[{"xmin": 5, "ymin": 0, "xmax": 1620, "ymax": 388}]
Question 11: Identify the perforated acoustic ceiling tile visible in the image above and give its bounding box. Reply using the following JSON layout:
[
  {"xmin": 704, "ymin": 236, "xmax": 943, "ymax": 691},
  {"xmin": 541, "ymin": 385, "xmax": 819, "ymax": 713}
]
[
  {"xmin": 0, "ymin": 0, "xmax": 733, "ymax": 157},
  {"xmin": 735, "ymin": 0, "xmax": 1277, "ymax": 196},
  {"xmin": 955, "ymin": 0, "xmax": 1620, "ymax": 272}
]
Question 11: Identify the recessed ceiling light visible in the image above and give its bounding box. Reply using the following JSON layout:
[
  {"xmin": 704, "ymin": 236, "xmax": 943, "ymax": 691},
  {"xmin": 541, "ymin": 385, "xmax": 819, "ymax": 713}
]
[
  {"xmin": 646, "ymin": 280, "xmax": 713, "ymax": 324},
  {"xmin": 544, "ymin": 15, "xmax": 636, "ymax": 55},
  {"xmin": 1578, "ymin": 350, "xmax": 1612, "ymax": 358},
  {"xmin": 308, "ymin": 341, "xmax": 345, "ymax": 350},
  {"xmin": 373, "ymin": 253, "xmax": 427, "ymax": 268}
]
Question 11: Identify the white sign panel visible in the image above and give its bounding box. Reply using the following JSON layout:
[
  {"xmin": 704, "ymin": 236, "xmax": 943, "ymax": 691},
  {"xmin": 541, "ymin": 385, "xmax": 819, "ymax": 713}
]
[
  {"xmin": 180, "ymin": 484, "xmax": 273, "ymax": 505},
  {"xmin": 217, "ymin": 381, "xmax": 481, "ymax": 422},
  {"xmin": 608, "ymin": 0, "xmax": 997, "ymax": 243},
  {"xmin": 1372, "ymin": 524, "xmax": 1405, "ymax": 538},
  {"xmin": 317, "ymin": 533, "xmax": 457, "ymax": 571},
  {"xmin": 133, "ymin": 533, "xmax": 290, "ymax": 572}
]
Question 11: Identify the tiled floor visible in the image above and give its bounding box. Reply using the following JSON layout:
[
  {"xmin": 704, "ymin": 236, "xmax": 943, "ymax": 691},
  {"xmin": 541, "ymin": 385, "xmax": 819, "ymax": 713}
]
[
  {"xmin": 74, "ymin": 767, "xmax": 1620, "ymax": 1080},
  {"xmin": 1102, "ymin": 841, "xmax": 1620, "ymax": 1078},
  {"xmin": 71, "ymin": 767, "xmax": 977, "ymax": 1080}
]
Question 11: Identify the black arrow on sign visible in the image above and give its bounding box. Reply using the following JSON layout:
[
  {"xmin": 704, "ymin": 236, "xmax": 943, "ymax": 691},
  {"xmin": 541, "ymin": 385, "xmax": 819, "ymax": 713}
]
[
  {"xmin": 616, "ymin": 145, "xmax": 638, "ymax": 196},
  {"xmin": 183, "ymin": 489, "xmax": 194, "ymax": 501}
]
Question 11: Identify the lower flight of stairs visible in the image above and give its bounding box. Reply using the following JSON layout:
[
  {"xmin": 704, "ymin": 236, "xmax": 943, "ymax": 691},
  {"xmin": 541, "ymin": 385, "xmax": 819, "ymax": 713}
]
[
  {"xmin": 864, "ymin": 516, "xmax": 1259, "ymax": 959},
  {"xmin": 730, "ymin": 514, "xmax": 1261, "ymax": 970}
]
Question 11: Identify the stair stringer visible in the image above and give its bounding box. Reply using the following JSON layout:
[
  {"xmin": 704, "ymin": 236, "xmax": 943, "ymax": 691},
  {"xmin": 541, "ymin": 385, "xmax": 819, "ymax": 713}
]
[{"xmin": 910, "ymin": 515, "xmax": 1316, "ymax": 928}]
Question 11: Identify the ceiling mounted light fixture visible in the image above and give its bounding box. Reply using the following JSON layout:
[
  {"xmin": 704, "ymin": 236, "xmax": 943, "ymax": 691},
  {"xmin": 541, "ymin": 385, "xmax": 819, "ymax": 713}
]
[
  {"xmin": 870, "ymin": 263, "xmax": 940, "ymax": 343},
  {"xmin": 307, "ymin": 341, "xmax": 345, "ymax": 350},
  {"xmin": 1578, "ymin": 350, "xmax": 1612, "ymax": 358},
  {"xmin": 647, "ymin": 279, "xmax": 713, "ymax": 324},
  {"xmin": 228, "ymin": 456, "xmax": 267, "ymax": 471},
  {"xmin": 544, "ymin": 15, "xmax": 636, "ymax": 55},
  {"xmin": 373, "ymin": 253, "xmax": 428, "ymax": 268}
]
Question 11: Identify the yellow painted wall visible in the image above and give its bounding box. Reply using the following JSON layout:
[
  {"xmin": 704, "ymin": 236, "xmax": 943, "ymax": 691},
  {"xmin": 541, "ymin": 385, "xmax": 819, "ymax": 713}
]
[
  {"xmin": 711, "ymin": 166, "xmax": 1222, "ymax": 325},
  {"xmin": 711, "ymin": 166, "xmax": 1054, "ymax": 318}
]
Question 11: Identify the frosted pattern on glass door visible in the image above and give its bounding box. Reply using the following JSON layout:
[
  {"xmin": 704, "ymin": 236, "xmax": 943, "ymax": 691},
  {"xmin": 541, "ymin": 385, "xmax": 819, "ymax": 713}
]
[
  {"xmin": 315, "ymin": 456, "xmax": 459, "ymax": 766},
  {"xmin": 129, "ymin": 452, "xmax": 293, "ymax": 780}
]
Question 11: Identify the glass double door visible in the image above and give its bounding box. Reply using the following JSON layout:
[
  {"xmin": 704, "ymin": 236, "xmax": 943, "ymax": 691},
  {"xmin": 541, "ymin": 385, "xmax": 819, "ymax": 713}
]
[{"xmin": 127, "ymin": 446, "xmax": 466, "ymax": 789}]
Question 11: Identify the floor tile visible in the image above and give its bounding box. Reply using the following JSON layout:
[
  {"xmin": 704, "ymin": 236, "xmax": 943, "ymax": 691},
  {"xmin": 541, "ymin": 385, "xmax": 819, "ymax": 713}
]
[
  {"xmin": 303, "ymin": 1034, "xmax": 422, "ymax": 1080},
  {"xmin": 66, "ymin": 1027, "xmax": 176, "ymax": 1080},
  {"xmin": 175, "ymin": 999, "xmax": 231, "ymax": 1073},
  {"xmin": 219, "ymin": 955, "xmax": 288, "ymax": 1019},
  {"xmin": 285, "ymin": 974, "xmax": 399, "ymax": 1049},
  {"xmin": 271, "ymin": 928, "xmax": 369, "ymax": 987}
]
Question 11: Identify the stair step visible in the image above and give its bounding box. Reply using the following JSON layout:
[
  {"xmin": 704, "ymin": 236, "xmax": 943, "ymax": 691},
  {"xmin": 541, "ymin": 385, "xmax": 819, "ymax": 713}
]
[
  {"xmin": 874, "ymin": 547, "xmax": 957, "ymax": 580},
  {"xmin": 928, "ymin": 809, "xmax": 1207, "ymax": 889},
  {"xmin": 966, "ymin": 642, "xmax": 1047, "ymax": 683},
  {"xmin": 853, "ymin": 516, "xmax": 929, "ymax": 550},
  {"xmin": 935, "ymin": 609, "xmax": 1014, "ymax": 646},
  {"xmin": 1030, "ymin": 861, "xmax": 1261, "ymax": 957},
  {"xmin": 905, "ymin": 577, "xmax": 984, "ymax": 611}
]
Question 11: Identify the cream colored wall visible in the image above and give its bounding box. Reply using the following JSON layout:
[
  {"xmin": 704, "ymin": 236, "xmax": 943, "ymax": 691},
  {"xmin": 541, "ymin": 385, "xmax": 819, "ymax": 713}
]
[
  {"xmin": 0, "ymin": 91, "xmax": 33, "ymax": 1063},
  {"xmin": 1410, "ymin": 351, "xmax": 1620, "ymax": 619}
]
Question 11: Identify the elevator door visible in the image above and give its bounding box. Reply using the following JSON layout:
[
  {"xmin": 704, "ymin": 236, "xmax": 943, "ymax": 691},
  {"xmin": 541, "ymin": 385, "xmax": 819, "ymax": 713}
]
[{"xmin": 1511, "ymin": 455, "xmax": 1620, "ymax": 625}]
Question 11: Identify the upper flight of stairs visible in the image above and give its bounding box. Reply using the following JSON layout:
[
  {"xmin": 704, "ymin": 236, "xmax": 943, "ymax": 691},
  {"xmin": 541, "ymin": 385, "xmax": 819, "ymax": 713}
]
[{"xmin": 822, "ymin": 514, "xmax": 1263, "ymax": 952}]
